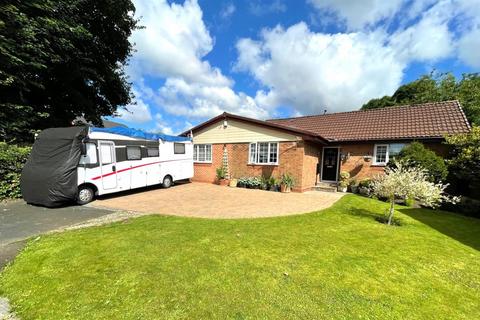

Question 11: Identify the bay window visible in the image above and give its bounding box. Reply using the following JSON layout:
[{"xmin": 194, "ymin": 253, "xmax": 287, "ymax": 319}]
[
  {"xmin": 193, "ymin": 144, "xmax": 212, "ymax": 163},
  {"xmin": 248, "ymin": 142, "xmax": 279, "ymax": 165}
]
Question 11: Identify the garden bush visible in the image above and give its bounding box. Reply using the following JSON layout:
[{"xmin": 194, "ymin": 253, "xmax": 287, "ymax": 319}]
[
  {"xmin": 445, "ymin": 126, "xmax": 480, "ymax": 199},
  {"xmin": 393, "ymin": 142, "xmax": 448, "ymax": 183},
  {"xmin": 0, "ymin": 142, "xmax": 31, "ymax": 200}
]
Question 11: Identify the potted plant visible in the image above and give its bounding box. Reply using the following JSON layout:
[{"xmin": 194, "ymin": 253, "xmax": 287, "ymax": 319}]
[
  {"xmin": 216, "ymin": 167, "xmax": 229, "ymax": 186},
  {"xmin": 338, "ymin": 181, "xmax": 348, "ymax": 192},
  {"xmin": 280, "ymin": 173, "xmax": 294, "ymax": 193},
  {"xmin": 349, "ymin": 179, "xmax": 358, "ymax": 193},
  {"xmin": 268, "ymin": 176, "xmax": 279, "ymax": 192},
  {"xmin": 229, "ymin": 178, "xmax": 238, "ymax": 187},
  {"xmin": 358, "ymin": 179, "xmax": 373, "ymax": 196},
  {"xmin": 337, "ymin": 171, "xmax": 350, "ymax": 192}
]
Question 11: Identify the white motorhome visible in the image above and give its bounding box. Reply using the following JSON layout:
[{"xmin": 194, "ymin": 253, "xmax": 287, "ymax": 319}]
[
  {"xmin": 21, "ymin": 126, "xmax": 193, "ymax": 207},
  {"xmin": 77, "ymin": 127, "xmax": 193, "ymax": 204}
]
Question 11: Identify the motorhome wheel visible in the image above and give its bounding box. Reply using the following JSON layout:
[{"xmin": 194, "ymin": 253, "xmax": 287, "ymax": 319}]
[
  {"xmin": 77, "ymin": 186, "xmax": 94, "ymax": 205},
  {"xmin": 162, "ymin": 176, "xmax": 173, "ymax": 188}
]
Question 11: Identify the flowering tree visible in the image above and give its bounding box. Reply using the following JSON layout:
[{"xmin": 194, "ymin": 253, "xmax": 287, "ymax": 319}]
[{"xmin": 372, "ymin": 161, "xmax": 458, "ymax": 225}]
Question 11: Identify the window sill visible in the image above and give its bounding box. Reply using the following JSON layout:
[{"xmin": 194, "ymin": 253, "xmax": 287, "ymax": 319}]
[
  {"xmin": 194, "ymin": 161, "xmax": 212, "ymax": 164},
  {"xmin": 247, "ymin": 163, "xmax": 279, "ymax": 166},
  {"xmin": 371, "ymin": 163, "xmax": 386, "ymax": 167}
]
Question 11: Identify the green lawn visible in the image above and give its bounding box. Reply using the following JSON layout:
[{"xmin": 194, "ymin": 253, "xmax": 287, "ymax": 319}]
[{"xmin": 1, "ymin": 195, "xmax": 479, "ymax": 319}]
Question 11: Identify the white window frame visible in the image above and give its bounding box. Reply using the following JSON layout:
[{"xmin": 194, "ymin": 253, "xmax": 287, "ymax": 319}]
[
  {"xmin": 248, "ymin": 142, "xmax": 279, "ymax": 165},
  {"xmin": 373, "ymin": 144, "xmax": 389, "ymax": 165},
  {"xmin": 193, "ymin": 144, "xmax": 212, "ymax": 163}
]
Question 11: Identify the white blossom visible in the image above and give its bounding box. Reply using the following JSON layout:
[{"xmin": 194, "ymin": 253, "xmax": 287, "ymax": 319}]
[{"xmin": 371, "ymin": 160, "xmax": 458, "ymax": 225}]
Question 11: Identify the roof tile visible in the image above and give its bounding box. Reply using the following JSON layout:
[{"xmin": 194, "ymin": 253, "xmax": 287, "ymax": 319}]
[{"xmin": 267, "ymin": 100, "xmax": 471, "ymax": 142}]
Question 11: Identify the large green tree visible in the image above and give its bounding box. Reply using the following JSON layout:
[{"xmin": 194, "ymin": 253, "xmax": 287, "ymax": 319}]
[
  {"xmin": 361, "ymin": 73, "xmax": 480, "ymax": 126},
  {"xmin": 0, "ymin": 0, "xmax": 138, "ymax": 142}
]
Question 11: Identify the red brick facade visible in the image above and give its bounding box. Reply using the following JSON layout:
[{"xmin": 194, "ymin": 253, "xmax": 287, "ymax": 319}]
[
  {"xmin": 337, "ymin": 141, "xmax": 449, "ymax": 181},
  {"xmin": 193, "ymin": 140, "xmax": 448, "ymax": 191},
  {"xmin": 193, "ymin": 141, "xmax": 322, "ymax": 192}
]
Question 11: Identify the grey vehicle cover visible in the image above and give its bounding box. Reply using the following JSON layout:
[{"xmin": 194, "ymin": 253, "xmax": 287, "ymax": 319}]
[{"xmin": 21, "ymin": 126, "xmax": 88, "ymax": 207}]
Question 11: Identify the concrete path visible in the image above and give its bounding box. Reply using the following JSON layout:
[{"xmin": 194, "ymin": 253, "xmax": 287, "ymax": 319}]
[
  {"xmin": 0, "ymin": 200, "xmax": 113, "ymax": 269},
  {"xmin": 93, "ymin": 182, "xmax": 344, "ymax": 219}
]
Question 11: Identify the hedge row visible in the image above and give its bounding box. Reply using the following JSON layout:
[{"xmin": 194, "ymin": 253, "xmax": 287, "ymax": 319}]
[{"xmin": 0, "ymin": 142, "xmax": 31, "ymax": 200}]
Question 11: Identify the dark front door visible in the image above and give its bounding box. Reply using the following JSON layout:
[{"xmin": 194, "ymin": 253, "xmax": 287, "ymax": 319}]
[{"xmin": 321, "ymin": 148, "xmax": 339, "ymax": 181}]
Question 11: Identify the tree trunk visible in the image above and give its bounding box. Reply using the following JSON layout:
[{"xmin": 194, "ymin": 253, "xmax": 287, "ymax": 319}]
[{"xmin": 387, "ymin": 198, "xmax": 395, "ymax": 225}]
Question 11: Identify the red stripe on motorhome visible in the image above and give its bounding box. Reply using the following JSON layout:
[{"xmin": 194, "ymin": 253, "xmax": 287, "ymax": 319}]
[{"xmin": 91, "ymin": 159, "xmax": 191, "ymax": 180}]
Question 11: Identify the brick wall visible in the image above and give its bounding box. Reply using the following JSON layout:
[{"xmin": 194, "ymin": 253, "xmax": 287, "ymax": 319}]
[
  {"xmin": 192, "ymin": 144, "xmax": 224, "ymax": 183},
  {"xmin": 192, "ymin": 141, "xmax": 320, "ymax": 191},
  {"xmin": 301, "ymin": 142, "xmax": 321, "ymax": 191},
  {"xmin": 338, "ymin": 141, "xmax": 448, "ymax": 181}
]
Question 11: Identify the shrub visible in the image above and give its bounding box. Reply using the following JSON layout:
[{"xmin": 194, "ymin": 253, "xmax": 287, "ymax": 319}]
[
  {"xmin": 215, "ymin": 167, "xmax": 227, "ymax": 180},
  {"xmin": 0, "ymin": 142, "xmax": 31, "ymax": 200},
  {"xmin": 358, "ymin": 179, "xmax": 374, "ymax": 197},
  {"xmin": 372, "ymin": 160, "xmax": 457, "ymax": 225},
  {"xmin": 339, "ymin": 171, "xmax": 350, "ymax": 181},
  {"xmin": 280, "ymin": 173, "xmax": 295, "ymax": 188},
  {"xmin": 445, "ymin": 126, "xmax": 480, "ymax": 199},
  {"xmin": 441, "ymin": 196, "xmax": 480, "ymax": 218},
  {"xmin": 393, "ymin": 142, "xmax": 448, "ymax": 183}
]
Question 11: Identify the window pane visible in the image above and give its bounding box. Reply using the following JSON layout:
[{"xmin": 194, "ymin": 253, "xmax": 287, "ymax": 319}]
[
  {"xmin": 249, "ymin": 143, "xmax": 257, "ymax": 163},
  {"xmin": 127, "ymin": 147, "xmax": 141, "ymax": 160},
  {"xmin": 79, "ymin": 143, "xmax": 97, "ymax": 165},
  {"xmin": 258, "ymin": 142, "xmax": 269, "ymax": 163},
  {"xmin": 375, "ymin": 145, "xmax": 387, "ymax": 163},
  {"xmin": 147, "ymin": 147, "xmax": 159, "ymax": 157},
  {"xmin": 389, "ymin": 143, "xmax": 406, "ymax": 157},
  {"xmin": 198, "ymin": 145, "xmax": 206, "ymax": 161},
  {"xmin": 205, "ymin": 145, "xmax": 212, "ymax": 162},
  {"xmin": 193, "ymin": 145, "xmax": 198, "ymax": 161},
  {"xmin": 100, "ymin": 144, "xmax": 112, "ymax": 164},
  {"xmin": 174, "ymin": 143, "xmax": 185, "ymax": 154},
  {"xmin": 269, "ymin": 142, "xmax": 278, "ymax": 163}
]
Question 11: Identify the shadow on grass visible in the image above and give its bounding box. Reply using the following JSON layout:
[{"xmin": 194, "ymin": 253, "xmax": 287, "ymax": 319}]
[
  {"xmin": 400, "ymin": 208, "xmax": 480, "ymax": 251},
  {"xmin": 347, "ymin": 208, "xmax": 403, "ymax": 226}
]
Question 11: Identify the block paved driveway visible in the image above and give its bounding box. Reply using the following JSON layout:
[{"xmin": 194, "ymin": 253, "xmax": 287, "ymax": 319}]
[{"xmin": 93, "ymin": 182, "xmax": 344, "ymax": 219}]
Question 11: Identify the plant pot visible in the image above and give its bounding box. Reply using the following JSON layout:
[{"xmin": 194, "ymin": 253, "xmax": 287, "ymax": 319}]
[
  {"xmin": 280, "ymin": 184, "xmax": 291, "ymax": 193},
  {"xmin": 350, "ymin": 185, "xmax": 358, "ymax": 194},
  {"xmin": 229, "ymin": 179, "xmax": 238, "ymax": 187},
  {"xmin": 338, "ymin": 186, "xmax": 347, "ymax": 192},
  {"xmin": 218, "ymin": 179, "xmax": 229, "ymax": 186}
]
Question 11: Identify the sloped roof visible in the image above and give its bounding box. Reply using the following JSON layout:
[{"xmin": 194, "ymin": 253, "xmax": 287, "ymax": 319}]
[
  {"xmin": 268, "ymin": 100, "xmax": 471, "ymax": 142},
  {"xmin": 180, "ymin": 112, "xmax": 328, "ymax": 144}
]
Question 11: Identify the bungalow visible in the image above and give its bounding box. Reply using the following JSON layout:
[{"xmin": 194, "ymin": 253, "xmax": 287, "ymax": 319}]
[{"xmin": 181, "ymin": 100, "xmax": 471, "ymax": 192}]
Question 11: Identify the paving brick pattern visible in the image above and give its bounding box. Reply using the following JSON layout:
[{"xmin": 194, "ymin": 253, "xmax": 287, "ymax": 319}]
[{"xmin": 93, "ymin": 182, "xmax": 344, "ymax": 219}]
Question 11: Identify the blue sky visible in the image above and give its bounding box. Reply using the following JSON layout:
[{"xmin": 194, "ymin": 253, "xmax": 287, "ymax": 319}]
[{"xmin": 110, "ymin": 0, "xmax": 480, "ymax": 135}]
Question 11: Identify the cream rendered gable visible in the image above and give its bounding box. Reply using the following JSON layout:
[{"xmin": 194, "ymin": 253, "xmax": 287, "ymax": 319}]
[{"xmin": 192, "ymin": 119, "xmax": 298, "ymax": 144}]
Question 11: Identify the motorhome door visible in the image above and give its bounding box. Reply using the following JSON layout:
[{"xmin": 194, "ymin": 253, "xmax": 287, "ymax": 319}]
[{"xmin": 98, "ymin": 141, "xmax": 118, "ymax": 189}]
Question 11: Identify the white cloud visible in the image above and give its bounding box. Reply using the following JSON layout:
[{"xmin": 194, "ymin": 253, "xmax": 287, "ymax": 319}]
[
  {"xmin": 308, "ymin": 0, "xmax": 403, "ymax": 30},
  {"xmin": 129, "ymin": 0, "xmax": 229, "ymax": 87},
  {"xmin": 236, "ymin": 23, "xmax": 404, "ymax": 114},
  {"xmin": 153, "ymin": 113, "xmax": 174, "ymax": 135},
  {"xmin": 128, "ymin": 0, "xmax": 267, "ymax": 124},
  {"xmin": 156, "ymin": 78, "xmax": 269, "ymax": 119},
  {"xmin": 390, "ymin": 1, "xmax": 454, "ymax": 62},
  {"xmin": 458, "ymin": 27, "xmax": 480, "ymax": 68},
  {"xmin": 116, "ymin": 97, "xmax": 152, "ymax": 123},
  {"xmin": 235, "ymin": 0, "xmax": 480, "ymax": 115}
]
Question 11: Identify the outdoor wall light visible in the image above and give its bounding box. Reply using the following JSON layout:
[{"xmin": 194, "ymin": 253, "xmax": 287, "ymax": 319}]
[{"xmin": 340, "ymin": 152, "xmax": 350, "ymax": 161}]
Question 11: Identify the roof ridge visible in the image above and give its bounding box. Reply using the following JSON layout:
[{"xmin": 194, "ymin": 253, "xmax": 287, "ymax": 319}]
[{"xmin": 268, "ymin": 100, "xmax": 461, "ymax": 121}]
